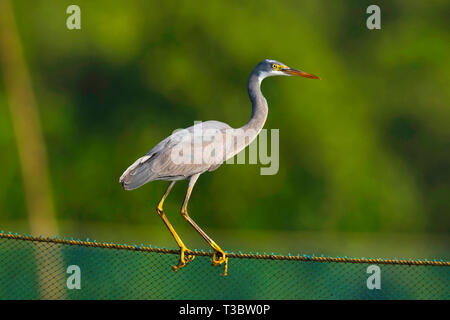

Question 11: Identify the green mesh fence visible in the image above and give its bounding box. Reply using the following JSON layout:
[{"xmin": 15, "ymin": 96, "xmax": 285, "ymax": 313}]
[{"xmin": 0, "ymin": 232, "xmax": 448, "ymax": 300}]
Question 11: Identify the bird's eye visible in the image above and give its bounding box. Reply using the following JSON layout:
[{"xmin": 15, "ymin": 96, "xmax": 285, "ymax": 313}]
[{"xmin": 272, "ymin": 64, "xmax": 278, "ymax": 70}]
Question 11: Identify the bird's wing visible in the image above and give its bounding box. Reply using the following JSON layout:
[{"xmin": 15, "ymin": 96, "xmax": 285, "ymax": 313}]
[
  {"xmin": 148, "ymin": 121, "xmax": 232, "ymax": 176},
  {"xmin": 120, "ymin": 121, "xmax": 232, "ymax": 189}
]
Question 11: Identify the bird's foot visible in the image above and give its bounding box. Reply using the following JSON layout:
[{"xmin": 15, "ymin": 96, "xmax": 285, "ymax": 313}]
[
  {"xmin": 172, "ymin": 246, "xmax": 195, "ymax": 272},
  {"xmin": 211, "ymin": 245, "xmax": 228, "ymax": 276}
]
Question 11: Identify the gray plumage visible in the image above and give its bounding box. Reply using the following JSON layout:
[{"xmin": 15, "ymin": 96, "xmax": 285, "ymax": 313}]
[
  {"xmin": 120, "ymin": 120, "xmax": 232, "ymax": 189},
  {"xmin": 119, "ymin": 59, "xmax": 317, "ymax": 190}
]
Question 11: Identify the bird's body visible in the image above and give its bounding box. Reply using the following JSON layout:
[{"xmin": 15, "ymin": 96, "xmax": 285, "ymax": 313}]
[
  {"xmin": 120, "ymin": 120, "xmax": 232, "ymax": 187},
  {"xmin": 119, "ymin": 62, "xmax": 272, "ymax": 189},
  {"xmin": 119, "ymin": 59, "xmax": 319, "ymax": 275}
]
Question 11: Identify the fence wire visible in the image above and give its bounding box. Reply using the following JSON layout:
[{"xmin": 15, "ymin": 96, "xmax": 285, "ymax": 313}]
[{"xmin": 0, "ymin": 232, "xmax": 448, "ymax": 299}]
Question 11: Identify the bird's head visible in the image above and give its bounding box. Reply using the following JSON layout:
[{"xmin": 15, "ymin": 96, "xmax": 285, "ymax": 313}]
[{"xmin": 255, "ymin": 59, "xmax": 320, "ymax": 80}]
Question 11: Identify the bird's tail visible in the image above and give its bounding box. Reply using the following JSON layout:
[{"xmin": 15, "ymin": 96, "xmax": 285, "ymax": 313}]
[{"xmin": 119, "ymin": 155, "xmax": 155, "ymax": 190}]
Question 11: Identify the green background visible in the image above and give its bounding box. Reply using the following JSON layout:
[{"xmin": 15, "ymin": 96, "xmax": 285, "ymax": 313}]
[
  {"xmin": 0, "ymin": 237, "xmax": 448, "ymax": 299},
  {"xmin": 0, "ymin": 1, "xmax": 448, "ymax": 264}
]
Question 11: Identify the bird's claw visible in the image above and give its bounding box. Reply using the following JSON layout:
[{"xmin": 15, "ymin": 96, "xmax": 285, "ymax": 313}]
[
  {"xmin": 172, "ymin": 246, "xmax": 195, "ymax": 272},
  {"xmin": 212, "ymin": 250, "xmax": 228, "ymax": 276}
]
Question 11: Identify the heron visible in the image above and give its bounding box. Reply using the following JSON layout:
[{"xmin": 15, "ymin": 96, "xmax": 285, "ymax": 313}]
[{"xmin": 119, "ymin": 59, "xmax": 319, "ymax": 275}]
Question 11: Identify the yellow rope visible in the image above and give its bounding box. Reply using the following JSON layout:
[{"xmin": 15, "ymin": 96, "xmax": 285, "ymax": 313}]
[{"xmin": 1, "ymin": 232, "xmax": 448, "ymax": 267}]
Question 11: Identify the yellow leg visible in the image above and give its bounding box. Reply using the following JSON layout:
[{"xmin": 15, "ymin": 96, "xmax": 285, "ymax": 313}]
[
  {"xmin": 156, "ymin": 181, "xmax": 194, "ymax": 272},
  {"xmin": 180, "ymin": 174, "xmax": 228, "ymax": 276}
]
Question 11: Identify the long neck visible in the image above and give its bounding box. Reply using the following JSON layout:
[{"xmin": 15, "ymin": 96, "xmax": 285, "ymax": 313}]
[
  {"xmin": 239, "ymin": 72, "xmax": 268, "ymax": 139},
  {"xmin": 224, "ymin": 71, "xmax": 269, "ymax": 160}
]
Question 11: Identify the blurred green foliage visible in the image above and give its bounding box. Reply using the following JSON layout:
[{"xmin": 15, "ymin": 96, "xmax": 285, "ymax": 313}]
[{"xmin": 0, "ymin": 0, "xmax": 449, "ymax": 235}]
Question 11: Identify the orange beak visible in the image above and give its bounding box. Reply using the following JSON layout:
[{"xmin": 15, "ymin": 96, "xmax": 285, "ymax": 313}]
[{"xmin": 282, "ymin": 68, "xmax": 320, "ymax": 79}]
